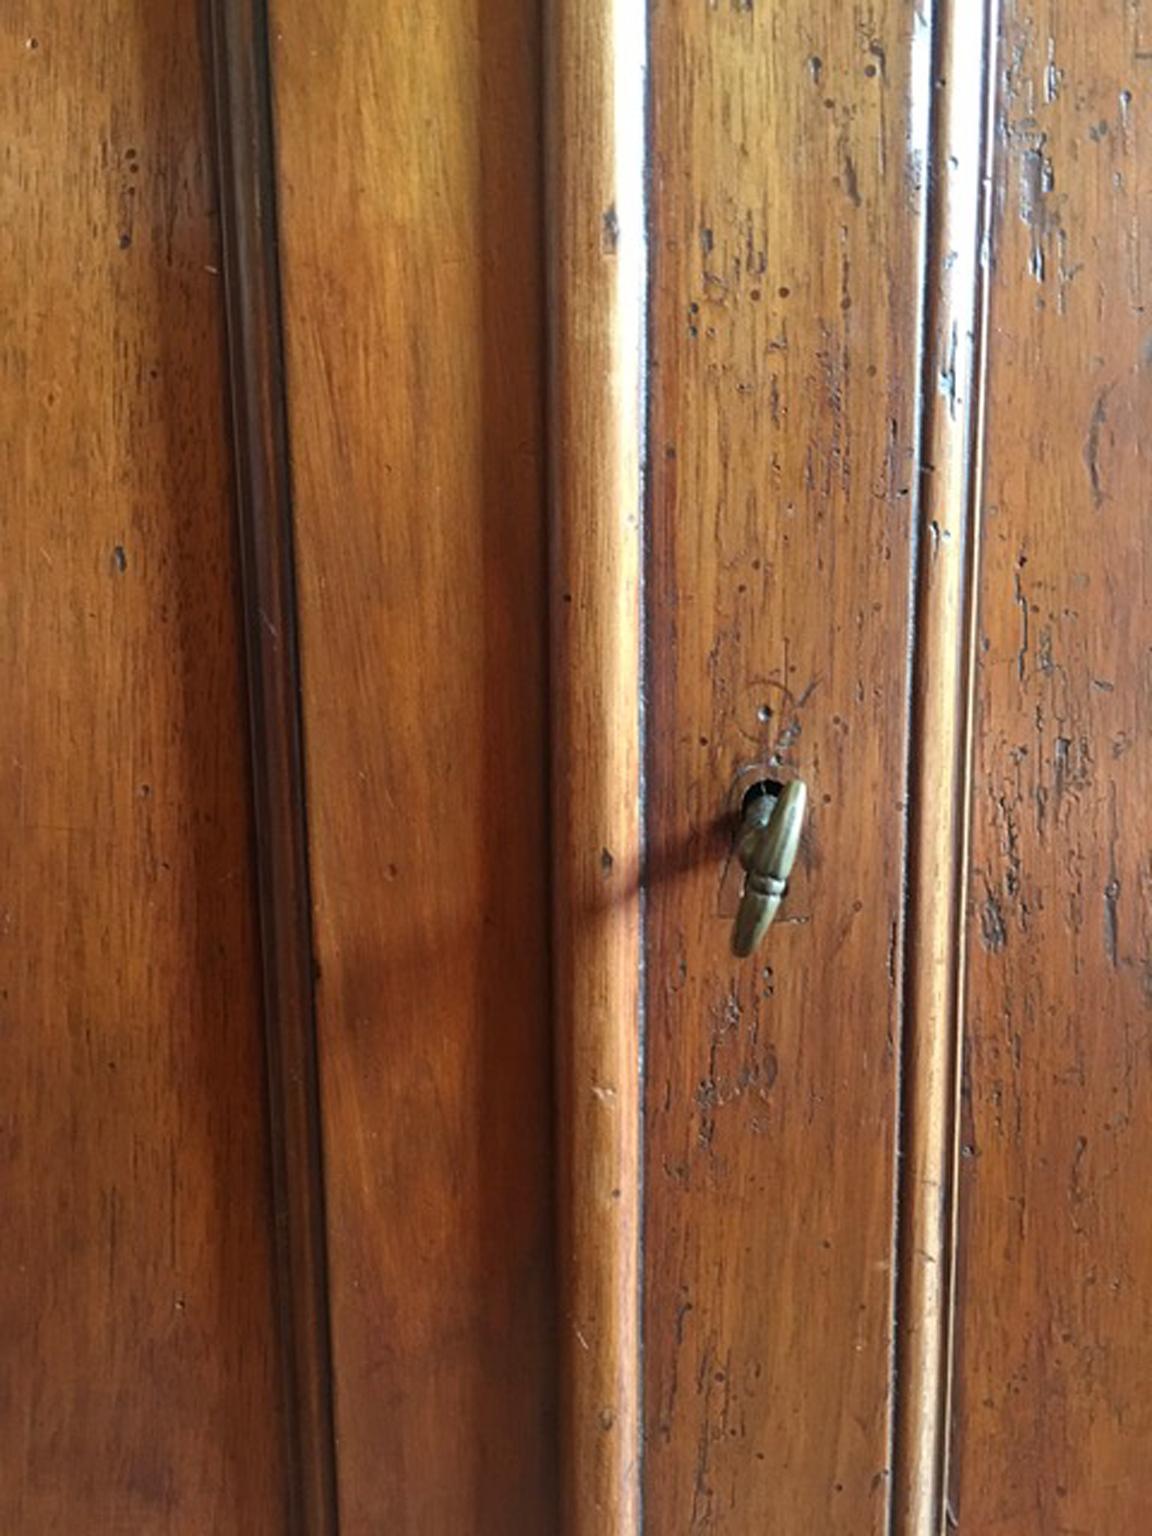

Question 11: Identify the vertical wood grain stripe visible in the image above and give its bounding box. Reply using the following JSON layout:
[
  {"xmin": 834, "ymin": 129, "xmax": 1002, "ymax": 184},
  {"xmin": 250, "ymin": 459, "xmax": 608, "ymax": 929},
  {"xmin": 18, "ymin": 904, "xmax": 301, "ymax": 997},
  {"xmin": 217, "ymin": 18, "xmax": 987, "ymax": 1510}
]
[
  {"xmin": 207, "ymin": 6, "xmax": 339, "ymax": 1532},
  {"xmin": 891, "ymin": 3, "xmax": 999, "ymax": 1529},
  {"xmin": 643, "ymin": 6, "xmax": 927, "ymax": 1527},
  {"xmin": 948, "ymin": 7, "xmax": 1152, "ymax": 1524},
  {"xmin": 548, "ymin": 1, "xmax": 647, "ymax": 1529}
]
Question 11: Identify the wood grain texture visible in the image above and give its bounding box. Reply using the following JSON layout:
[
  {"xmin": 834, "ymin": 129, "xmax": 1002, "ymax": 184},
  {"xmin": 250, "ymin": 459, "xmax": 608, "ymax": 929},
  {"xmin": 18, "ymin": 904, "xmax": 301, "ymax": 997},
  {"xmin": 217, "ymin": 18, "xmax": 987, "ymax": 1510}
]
[
  {"xmin": 890, "ymin": 4, "xmax": 998, "ymax": 1529},
  {"xmin": 548, "ymin": 0, "xmax": 645, "ymax": 1529},
  {"xmin": 268, "ymin": 1, "xmax": 556, "ymax": 1529},
  {"xmin": 0, "ymin": 5, "xmax": 285, "ymax": 1531},
  {"xmin": 643, "ymin": 4, "xmax": 925, "ymax": 1529},
  {"xmin": 950, "ymin": 4, "xmax": 1152, "ymax": 1530},
  {"xmin": 207, "ymin": 2, "xmax": 338, "ymax": 1530}
]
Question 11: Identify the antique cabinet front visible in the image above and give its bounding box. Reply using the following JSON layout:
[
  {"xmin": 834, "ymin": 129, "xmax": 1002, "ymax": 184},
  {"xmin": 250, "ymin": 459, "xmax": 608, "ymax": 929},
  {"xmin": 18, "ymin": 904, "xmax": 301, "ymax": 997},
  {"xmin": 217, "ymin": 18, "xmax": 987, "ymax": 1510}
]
[{"xmin": 3, "ymin": 2, "xmax": 1150, "ymax": 1533}]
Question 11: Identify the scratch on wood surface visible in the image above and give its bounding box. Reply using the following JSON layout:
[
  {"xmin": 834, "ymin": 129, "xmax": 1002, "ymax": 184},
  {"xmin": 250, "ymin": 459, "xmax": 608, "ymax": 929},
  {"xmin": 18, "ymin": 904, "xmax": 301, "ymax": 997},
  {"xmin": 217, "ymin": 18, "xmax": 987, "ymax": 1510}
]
[{"xmin": 1084, "ymin": 386, "xmax": 1113, "ymax": 509}]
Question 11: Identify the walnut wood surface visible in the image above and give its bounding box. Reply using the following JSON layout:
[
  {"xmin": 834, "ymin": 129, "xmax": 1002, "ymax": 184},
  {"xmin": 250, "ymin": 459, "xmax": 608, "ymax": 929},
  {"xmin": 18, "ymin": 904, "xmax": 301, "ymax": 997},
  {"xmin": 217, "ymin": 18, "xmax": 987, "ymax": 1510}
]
[
  {"xmin": 0, "ymin": 5, "xmax": 284, "ymax": 1529},
  {"xmin": 949, "ymin": 5, "xmax": 1152, "ymax": 1529},
  {"xmin": 8, "ymin": 4, "xmax": 1149, "ymax": 1530},
  {"xmin": 268, "ymin": 1, "xmax": 557, "ymax": 1529},
  {"xmin": 643, "ymin": 5, "xmax": 924, "ymax": 1529},
  {"xmin": 548, "ymin": 1, "xmax": 646, "ymax": 1530},
  {"xmin": 207, "ymin": 2, "xmax": 338, "ymax": 1529},
  {"xmin": 890, "ymin": 5, "xmax": 997, "ymax": 1528}
]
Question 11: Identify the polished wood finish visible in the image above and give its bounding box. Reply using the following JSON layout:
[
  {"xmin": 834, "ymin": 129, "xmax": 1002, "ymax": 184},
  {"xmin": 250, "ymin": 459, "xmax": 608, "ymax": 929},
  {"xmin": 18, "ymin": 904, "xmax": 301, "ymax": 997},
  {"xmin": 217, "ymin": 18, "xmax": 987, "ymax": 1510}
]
[
  {"xmin": 643, "ymin": 4, "xmax": 924, "ymax": 1528},
  {"xmin": 890, "ymin": 4, "xmax": 998, "ymax": 1529},
  {"xmin": 548, "ymin": 1, "xmax": 645, "ymax": 1530},
  {"xmin": 269, "ymin": 0, "xmax": 556, "ymax": 1529},
  {"xmin": 0, "ymin": 5, "xmax": 284, "ymax": 1530},
  {"xmin": 11, "ymin": 4, "xmax": 1152, "ymax": 1530},
  {"xmin": 949, "ymin": 4, "xmax": 1152, "ymax": 1529},
  {"xmin": 207, "ymin": 3, "xmax": 338, "ymax": 1530}
]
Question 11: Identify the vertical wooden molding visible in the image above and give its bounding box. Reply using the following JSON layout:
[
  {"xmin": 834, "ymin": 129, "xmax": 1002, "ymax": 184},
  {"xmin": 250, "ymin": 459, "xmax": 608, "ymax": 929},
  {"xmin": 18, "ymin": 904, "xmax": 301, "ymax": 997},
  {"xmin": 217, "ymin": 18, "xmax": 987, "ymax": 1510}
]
[
  {"xmin": 547, "ymin": 1, "xmax": 647, "ymax": 1530},
  {"xmin": 207, "ymin": 5, "xmax": 339, "ymax": 1533},
  {"xmin": 891, "ymin": 2, "xmax": 1000, "ymax": 1530}
]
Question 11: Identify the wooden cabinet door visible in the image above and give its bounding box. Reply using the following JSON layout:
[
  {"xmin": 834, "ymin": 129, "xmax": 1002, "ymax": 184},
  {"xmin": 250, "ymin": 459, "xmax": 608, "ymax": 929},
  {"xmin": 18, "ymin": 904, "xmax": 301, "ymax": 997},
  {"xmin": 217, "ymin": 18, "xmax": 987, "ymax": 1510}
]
[{"xmin": 6, "ymin": 1, "xmax": 1151, "ymax": 1533}]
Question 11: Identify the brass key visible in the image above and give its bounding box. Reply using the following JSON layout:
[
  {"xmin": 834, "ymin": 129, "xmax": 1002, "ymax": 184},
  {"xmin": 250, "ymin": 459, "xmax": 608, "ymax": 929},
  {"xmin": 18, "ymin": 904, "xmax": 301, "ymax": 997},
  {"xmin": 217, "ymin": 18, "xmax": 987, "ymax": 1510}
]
[{"xmin": 731, "ymin": 779, "xmax": 807, "ymax": 958}]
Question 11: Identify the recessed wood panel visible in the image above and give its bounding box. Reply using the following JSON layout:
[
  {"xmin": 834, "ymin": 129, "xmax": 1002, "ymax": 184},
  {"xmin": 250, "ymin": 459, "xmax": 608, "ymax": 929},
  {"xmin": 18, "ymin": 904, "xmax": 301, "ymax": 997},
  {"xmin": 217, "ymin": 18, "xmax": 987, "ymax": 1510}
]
[
  {"xmin": 0, "ymin": 6, "xmax": 284, "ymax": 1530},
  {"xmin": 950, "ymin": 5, "xmax": 1152, "ymax": 1529},
  {"xmin": 644, "ymin": 4, "xmax": 925, "ymax": 1529},
  {"xmin": 269, "ymin": 1, "xmax": 556, "ymax": 1529}
]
